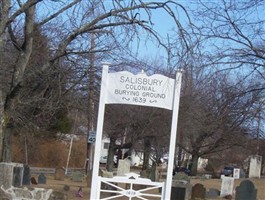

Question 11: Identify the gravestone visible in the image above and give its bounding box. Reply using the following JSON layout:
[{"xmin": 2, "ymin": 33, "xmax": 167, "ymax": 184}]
[
  {"xmin": 220, "ymin": 176, "xmax": 234, "ymax": 197},
  {"xmin": 38, "ymin": 173, "xmax": 47, "ymax": 184},
  {"xmin": 72, "ymin": 171, "xmax": 83, "ymax": 182},
  {"xmin": 173, "ymin": 172, "xmax": 190, "ymax": 184},
  {"xmin": 249, "ymin": 155, "xmax": 262, "ymax": 178},
  {"xmin": 240, "ymin": 170, "xmax": 246, "ymax": 178},
  {"xmin": 191, "ymin": 183, "xmax": 206, "ymax": 200},
  {"xmin": 171, "ymin": 172, "xmax": 192, "ymax": 200},
  {"xmin": 31, "ymin": 177, "xmax": 38, "ymax": 185},
  {"xmin": 22, "ymin": 164, "xmax": 31, "ymax": 185},
  {"xmin": 55, "ymin": 168, "xmax": 65, "ymax": 181},
  {"xmin": 100, "ymin": 169, "xmax": 114, "ymax": 190},
  {"xmin": 13, "ymin": 166, "xmax": 24, "ymax": 187},
  {"xmin": 206, "ymin": 188, "xmax": 220, "ymax": 199},
  {"xmin": 171, "ymin": 187, "xmax": 186, "ymax": 200},
  {"xmin": 233, "ymin": 168, "xmax": 240, "ymax": 179},
  {"xmin": 235, "ymin": 180, "xmax": 257, "ymax": 200},
  {"xmin": 117, "ymin": 159, "xmax": 130, "ymax": 176},
  {"xmin": 0, "ymin": 162, "xmax": 24, "ymax": 188}
]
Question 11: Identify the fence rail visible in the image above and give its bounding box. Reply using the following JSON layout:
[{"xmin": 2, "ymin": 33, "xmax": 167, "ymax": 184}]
[{"xmin": 30, "ymin": 167, "xmax": 86, "ymax": 176}]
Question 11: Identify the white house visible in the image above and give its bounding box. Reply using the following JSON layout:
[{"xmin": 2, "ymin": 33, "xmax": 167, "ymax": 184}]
[{"xmin": 100, "ymin": 138, "xmax": 144, "ymax": 166}]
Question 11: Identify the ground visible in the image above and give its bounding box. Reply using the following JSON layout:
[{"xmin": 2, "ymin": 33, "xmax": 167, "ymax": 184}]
[
  {"xmin": 0, "ymin": 175, "xmax": 264, "ymax": 199},
  {"xmin": 31, "ymin": 175, "xmax": 265, "ymax": 200}
]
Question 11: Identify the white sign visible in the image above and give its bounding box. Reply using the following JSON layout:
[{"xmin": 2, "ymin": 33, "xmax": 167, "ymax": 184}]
[
  {"xmin": 106, "ymin": 71, "xmax": 175, "ymax": 110},
  {"xmin": 90, "ymin": 64, "xmax": 182, "ymax": 200},
  {"xmin": 88, "ymin": 131, "xmax": 96, "ymax": 143}
]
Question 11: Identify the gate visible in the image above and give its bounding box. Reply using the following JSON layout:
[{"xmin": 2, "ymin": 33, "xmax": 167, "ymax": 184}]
[{"xmin": 97, "ymin": 173, "xmax": 165, "ymax": 200}]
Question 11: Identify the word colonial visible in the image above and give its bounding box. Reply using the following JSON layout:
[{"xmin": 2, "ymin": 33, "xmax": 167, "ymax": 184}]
[{"xmin": 114, "ymin": 75, "xmax": 166, "ymax": 103}]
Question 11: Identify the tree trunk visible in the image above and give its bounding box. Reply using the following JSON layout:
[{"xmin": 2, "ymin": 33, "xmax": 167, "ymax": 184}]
[
  {"xmin": 0, "ymin": 92, "xmax": 5, "ymax": 162},
  {"xmin": 106, "ymin": 137, "xmax": 116, "ymax": 172},
  {"xmin": 0, "ymin": 3, "xmax": 35, "ymax": 162},
  {"xmin": 0, "ymin": 0, "xmax": 11, "ymax": 163},
  {"xmin": 190, "ymin": 153, "xmax": 199, "ymax": 176},
  {"xmin": 143, "ymin": 137, "xmax": 152, "ymax": 170}
]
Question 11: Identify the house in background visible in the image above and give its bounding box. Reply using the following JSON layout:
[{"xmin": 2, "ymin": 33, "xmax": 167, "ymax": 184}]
[{"xmin": 100, "ymin": 137, "xmax": 144, "ymax": 166}]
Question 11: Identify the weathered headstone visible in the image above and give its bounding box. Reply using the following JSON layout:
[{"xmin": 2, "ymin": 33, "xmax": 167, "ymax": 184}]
[
  {"xmin": 171, "ymin": 172, "xmax": 192, "ymax": 200},
  {"xmin": 55, "ymin": 168, "xmax": 65, "ymax": 181},
  {"xmin": 206, "ymin": 188, "xmax": 220, "ymax": 199},
  {"xmin": 191, "ymin": 183, "xmax": 206, "ymax": 200},
  {"xmin": 100, "ymin": 169, "xmax": 114, "ymax": 190},
  {"xmin": 173, "ymin": 172, "xmax": 190, "ymax": 184},
  {"xmin": 171, "ymin": 187, "xmax": 186, "ymax": 200},
  {"xmin": 38, "ymin": 173, "xmax": 47, "ymax": 184},
  {"xmin": 0, "ymin": 162, "xmax": 24, "ymax": 188},
  {"xmin": 117, "ymin": 159, "xmax": 130, "ymax": 176},
  {"xmin": 240, "ymin": 170, "xmax": 246, "ymax": 178},
  {"xmin": 233, "ymin": 168, "xmax": 240, "ymax": 179},
  {"xmin": 31, "ymin": 177, "xmax": 38, "ymax": 185},
  {"xmin": 235, "ymin": 180, "xmax": 257, "ymax": 200},
  {"xmin": 22, "ymin": 164, "xmax": 31, "ymax": 185},
  {"xmin": 220, "ymin": 176, "xmax": 234, "ymax": 197},
  {"xmin": 72, "ymin": 171, "xmax": 83, "ymax": 182},
  {"xmin": 249, "ymin": 155, "xmax": 262, "ymax": 178},
  {"xmin": 13, "ymin": 166, "xmax": 24, "ymax": 187}
]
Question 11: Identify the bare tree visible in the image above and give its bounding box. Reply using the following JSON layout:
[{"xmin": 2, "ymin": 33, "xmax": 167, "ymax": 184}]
[
  {"xmin": 0, "ymin": 0, "xmax": 192, "ymax": 162},
  {"xmin": 178, "ymin": 71, "xmax": 263, "ymax": 175},
  {"xmin": 190, "ymin": 0, "xmax": 265, "ymax": 89}
]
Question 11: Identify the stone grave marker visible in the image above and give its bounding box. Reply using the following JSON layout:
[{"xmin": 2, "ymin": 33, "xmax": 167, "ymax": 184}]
[
  {"xmin": 13, "ymin": 166, "xmax": 24, "ymax": 187},
  {"xmin": 171, "ymin": 187, "xmax": 186, "ymax": 200},
  {"xmin": 171, "ymin": 172, "xmax": 192, "ymax": 200},
  {"xmin": 206, "ymin": 188, "xmax": 220, "ymax": 199},
  {"xmin": 22, "ymin": 164, "xmax": 31, "ymax": 185},
  {"xmin": 100, "ymin": 169, "xmax": 114, "ymax": 190},
  {"xmin": 31, "ymin": 177, "xmax": 38, "ymax": 185},
  {"xmin": 233, "ymin": 168, "xmax": 240, "ymax": 179},
  {"xmin": 240, "ymin": 170, "xmax": 246, "ymax": 178},
  {"xmin": 191, "ymin": 183, "xmax": 206, "ymax": 200},
  {"xmin": 117, "ymin": 159, "xmax": 130, "ymax": 176},
  {"xmin": 235, "ymin": 180, "xmax": 257, "ymax": 200},
  {"xmin": 38, "ymin": 173, "xmax": 47, "ymax": 184},
  {"xmin": 116, "ymin": 159, "xmax": 130, "ymax": 189},
  {"xmin": 55, "ymin": 168, "xmax": 65, "ymax": 181},
  {"xmin": 220, "ymin": 176, "xmax": 234, "ymax": 197},
  {"xmin": 72, "ymin": 171, "xmax": 83, "ymax": 182},
  {"xmin": 249, "ymin": 155, "xmax": 262, "ymax": 178},
  {"xmin": 173, "ymin": 172, "xmax": 190, "ymax": 184},
  {"xmin": 0, "ymin": 163, "xmax": 24, "ymax": 188}
]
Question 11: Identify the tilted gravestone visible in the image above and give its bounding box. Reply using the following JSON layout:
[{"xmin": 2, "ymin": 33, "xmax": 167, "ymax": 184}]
[
  {"xmin": 72, "ymin": 171, "xmax": 83, "ymax": 182},
  {"xmin": 31, "ymin": 177, "xmax": 38, "ymax": 185},
  {"xmin": 206, "ymin": 188, "xmax": 220, "ymax": 199},
  {"xmin": 38, "ymin": 173, "xmax": 47, "ymax": 184},
  {"xmin": 55, "ymin": 168, "xmax": 65, "ymax": 181},
  {"xmin": 191, "ymin": 183, "xmax": 206, "ymax": 200},
  {"xmin": 235, "ymin": 180, "xmax": 257, "ymax": 200}
]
